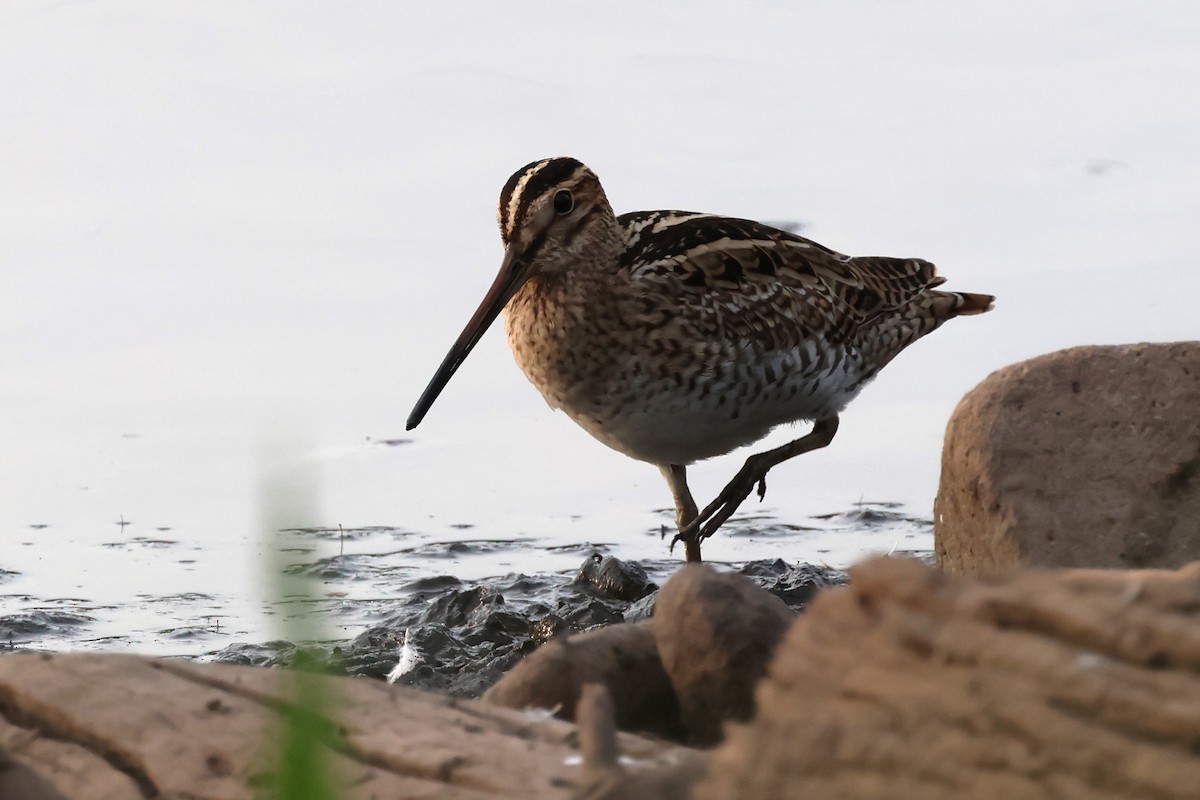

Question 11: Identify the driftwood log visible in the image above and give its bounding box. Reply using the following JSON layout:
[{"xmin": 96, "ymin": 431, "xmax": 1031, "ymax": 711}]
[
  {"xmin": 0, "ymin": 652, "xmax": 688, "ymax": 799},
  {"xmin": 696, "ymin": 557, "xmax": 1200, "ymax": 799}
]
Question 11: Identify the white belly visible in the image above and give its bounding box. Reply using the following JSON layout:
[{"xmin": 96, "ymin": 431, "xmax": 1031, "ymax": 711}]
[{"xmin": 554, "ymin": 347, "xmax": 870, "ymax": 466}]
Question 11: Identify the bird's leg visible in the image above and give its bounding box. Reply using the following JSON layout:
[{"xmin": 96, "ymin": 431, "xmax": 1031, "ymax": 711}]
[
  {"xmin": 659, "ymin": 463, "xmax": 703, "ymax": 562},
  {"xmin": 680, "ymin": 415, "xmax": 840, "ymax": 546}
]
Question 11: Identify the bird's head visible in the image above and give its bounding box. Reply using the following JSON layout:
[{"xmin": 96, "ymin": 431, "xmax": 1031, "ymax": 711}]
[
  {"xmin": 496, "ymin": 156, "xmax": 619, "ymax": 276},
  {"xmin": 407, "ymin": 157, "xmax": 618, "ymax": 430}
]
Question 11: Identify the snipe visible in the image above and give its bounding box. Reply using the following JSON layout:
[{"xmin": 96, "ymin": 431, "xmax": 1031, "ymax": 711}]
[{"xmin": 407, "ymin": 157, "xmax": 994, "ymax": 561}]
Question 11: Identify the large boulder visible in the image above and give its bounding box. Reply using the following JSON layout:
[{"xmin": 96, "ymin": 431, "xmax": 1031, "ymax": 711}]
[
  {"xmin": 695, "ymin": 556, "xmax": 1200, "ymax": 800},
  {"xmin": 935, "ymin": 342, "xmax": 1200, "ymax": 574}
]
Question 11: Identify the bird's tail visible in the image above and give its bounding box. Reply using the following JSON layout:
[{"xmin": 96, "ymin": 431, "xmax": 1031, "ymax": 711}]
[{"xmin": 952, "ymin": 292, "xmax": 995, "ymax": 316}]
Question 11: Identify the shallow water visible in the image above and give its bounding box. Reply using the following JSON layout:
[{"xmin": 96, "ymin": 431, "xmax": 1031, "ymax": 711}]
[
  {"xmin": 2, "ymin": 501, "xmax": 929, "ymax": 657},
  {"xmin": 3, "ymin": 2, "xmax": 1198, "ymax": 658}
]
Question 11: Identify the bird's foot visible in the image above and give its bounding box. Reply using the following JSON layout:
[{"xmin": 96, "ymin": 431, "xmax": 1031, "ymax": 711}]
[
  {"xmin": 672, "ymin": 457, "xmax": 772, "ymax": 557},
  {"xmin": 668, "ymin": 528, "xmax": 703, "ymax": 562}
]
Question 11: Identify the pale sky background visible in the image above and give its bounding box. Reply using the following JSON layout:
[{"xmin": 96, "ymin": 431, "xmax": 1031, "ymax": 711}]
[{"xmin": 2, "ymin": 1, "xmax": 1197, "ymax": 651}]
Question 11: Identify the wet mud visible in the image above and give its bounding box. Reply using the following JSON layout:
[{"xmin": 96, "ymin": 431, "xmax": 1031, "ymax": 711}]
[
  {"xmin": 2, "ymin": 503, "xmax": 932, "ymax": 696},
  {"xmin": 210, "ymin": 554, "xmax": 848, "ymax": 697}
]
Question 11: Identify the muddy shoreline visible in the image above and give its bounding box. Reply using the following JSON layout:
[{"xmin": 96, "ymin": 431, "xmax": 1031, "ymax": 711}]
[
  {"xmin": 209, "ymin": 555, "xmax": 851, "ymax": 697},
  {"xmin": 2, "ymin": 503, "xmax": 934, "ymax": 692}
]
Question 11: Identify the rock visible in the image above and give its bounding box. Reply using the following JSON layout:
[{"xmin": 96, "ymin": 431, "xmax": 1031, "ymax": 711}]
[
  {"xmin": 936, "ymin": 342, "xmax": 1200, "ymax": 574},
  {"xmin": 695, "ymin": 556, "xmax": 1200, "ymax": 800},
  {"xmin": 482, "ymin": 622, "xmax": 684, "ymax": 740},
  {"xmin": 574, "ymin": 554, "xmax": 658, "ymax": 601},
  {"xmin": 652, "ymin": 564, "xmax": 796, "ymax": 746},
  {"xmin": 530, "ymin": 613, "xmax": 570, "ymax": 645},
  {"xmin": 622, "ymin": 592, "xmax": 657, "ymax": 623},
  {"xmin": 0, "ymin": 652, "xmax": 686, "ymax": 800},
  {"xmin": 417, "ymin": 585, "xmax": 506, "ymax": 626},
  {"xmin": 212, "ymin": 567, "xmax": 638, "ymax": 696},
  {"xmin": 736, "ymin": 559, "xmax": 848, "ymax": 609}
]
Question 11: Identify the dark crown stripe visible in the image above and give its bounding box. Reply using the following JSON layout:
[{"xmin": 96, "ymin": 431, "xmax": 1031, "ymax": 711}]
[{"xmin": 506, "ymin": 157, "xmax": 586, "ymax": 239}]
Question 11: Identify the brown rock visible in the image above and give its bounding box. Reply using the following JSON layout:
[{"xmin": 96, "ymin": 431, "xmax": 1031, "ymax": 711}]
[
  {"xmin": 695, "ymin": 556, "xmax": 1200, "ymax": 800},
  {"xmin": 0, "ymin": 651, "xmax": 688, "ymax": 799},
  {"xmin": 653, "ymin": 563, "xmax": 795, "ymax": 746},
  {"xmin": 936, "ymin": 342, "xmax": 1200, "ymax": 574},
  {"xmin": 482, "ymin": 621, "xmax": 684, "ymax": 740}
]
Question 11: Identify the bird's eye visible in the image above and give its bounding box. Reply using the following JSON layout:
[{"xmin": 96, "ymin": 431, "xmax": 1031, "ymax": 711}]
[{"xmin": 553, "ymin": 189, "xmax": 574, "ymax": 215}]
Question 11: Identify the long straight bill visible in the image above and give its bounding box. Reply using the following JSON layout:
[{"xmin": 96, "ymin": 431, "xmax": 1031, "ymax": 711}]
[{"xmin": 406, "ymin": 248, "xmax": 525, "ymax": 430}]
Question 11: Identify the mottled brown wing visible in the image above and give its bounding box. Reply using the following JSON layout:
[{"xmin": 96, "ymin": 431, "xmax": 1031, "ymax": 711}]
[{"xmin": 618, "ymin": 211, "xmax": 941, "ymax": 346}]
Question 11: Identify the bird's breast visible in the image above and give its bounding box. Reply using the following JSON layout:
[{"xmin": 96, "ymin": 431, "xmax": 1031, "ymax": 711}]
[{"xmin": 501, "ymin": 278, "xmax": 871, "ymax": 465}]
